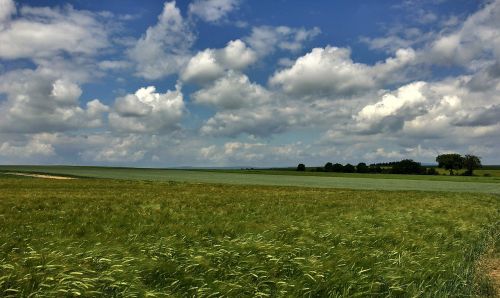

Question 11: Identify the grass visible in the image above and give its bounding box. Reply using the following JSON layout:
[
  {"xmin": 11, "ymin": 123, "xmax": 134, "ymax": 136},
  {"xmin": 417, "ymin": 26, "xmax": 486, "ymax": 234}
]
[
  {"xmin": 195, "ymin": 168, "xmax": 500, "ymax": 183},
  {"xmin": 1, "ymin": 165, "xmax": 500, "ymax": 194},
  {"xmin": 0, "ymin": 177, "xmax": 499, "ymax": 296}
]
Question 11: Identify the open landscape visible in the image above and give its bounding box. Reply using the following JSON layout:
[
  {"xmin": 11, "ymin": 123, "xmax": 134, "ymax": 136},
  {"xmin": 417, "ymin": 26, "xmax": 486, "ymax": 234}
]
[
  {"xmin": 1, "ymin": 166, "xmax": 499, "ymax": 296},
  {"xmin": 1, "ymin": 0, "xmax": 500, "ymax": 297}
]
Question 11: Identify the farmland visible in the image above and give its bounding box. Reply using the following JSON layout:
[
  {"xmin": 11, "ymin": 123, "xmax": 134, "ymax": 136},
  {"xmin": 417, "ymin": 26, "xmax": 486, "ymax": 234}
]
[
  {"xmin": 0, "ymin": 165, "xmax": 500, "ymax": 194},
  {"xmin": 0, "ymin": 167, "xmax": 499, "ymax": 296}
]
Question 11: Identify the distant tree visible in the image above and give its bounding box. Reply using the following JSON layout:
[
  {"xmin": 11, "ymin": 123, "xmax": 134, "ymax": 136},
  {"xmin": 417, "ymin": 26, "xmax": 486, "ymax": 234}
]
[
  {"xmin": 426, "ymin": 167, "xmax": 438, "ymax": 175},
  {"xmin": 324, "ymin": 162, "xmax": 333, "ymax": 172},
  {"xmin": 356, "ymin": 162, "xmax": 369, "ymax": 173},
  {"xmin": 297, "ymin": 163, "xmax": 306, "ymax": 171},
  {"xmin": 391, "ymin": 159, "xmax": 422, "ymax": 174},
  {"xmin": 332, "ymin": 163, "xmax": 344, "ymax": 172},
  {"xmin": 436, "ymin": 153, "xmax": 464, "ymax": 175},
  {"xmin": 369, "ymin": 164, "xmax": 382, "ymax": 173},
  {"xmin": 462, "ymin": 154, "xmax": 481, "ymax": 176},
  {"xmin": 343, "ymin": 163, "xmax": 356, "ymax": 173}
]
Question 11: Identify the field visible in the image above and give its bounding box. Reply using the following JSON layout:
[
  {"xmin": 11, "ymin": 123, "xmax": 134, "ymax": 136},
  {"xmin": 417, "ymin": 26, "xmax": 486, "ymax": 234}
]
[
  {"xmin": 1, "ymin": 165, "xmax": 500, "ymax": 194},
  {"xmin": 0, "ymin": 167, "xmax": 499, "ymax": 296}
]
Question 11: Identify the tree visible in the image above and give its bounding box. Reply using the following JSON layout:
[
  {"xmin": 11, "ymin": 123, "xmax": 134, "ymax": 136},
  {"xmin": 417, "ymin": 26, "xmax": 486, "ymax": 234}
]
[
  {"xmin": 369, "ymin": 164, "xmax": 382, "ymax": 173},
  {"xmin": 391, "ymin": 159, "xmax": 422, "ymax": 174},
  {"xmin": 332, "ymin": 163, "xmax": 344, "ymax": 172},
  {"xmin": 324, "ymin": 162, "xmax": 333, "ymax": 172},
  {"xmin": 462, "ymin": 154, "xmax": 481, "ymax": 176},
  {"xmin": 426, "ymin": 167, "xmax": 438, "ymax": 175},
  {"xmin": 343, "ymin": 163, "xmax": 356, "ymax": 173},
  {"xmin": 436, "ymin": 153, "xmax": 463, "ymax": 175},
  {"xmin": 297, "ymin": 163, "xmax": 305, "ymax": 171},
  {"xmin": 356, "ymin": 162, "xmax": 369, "ymax": 173}
]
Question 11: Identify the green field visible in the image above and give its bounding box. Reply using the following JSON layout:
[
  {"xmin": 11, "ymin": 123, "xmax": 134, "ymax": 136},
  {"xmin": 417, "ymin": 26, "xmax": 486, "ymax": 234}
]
[
  {"xmin": 0, "ymin": 166, "xmax": 499, "ymax": 296},
  {"xmin": 1, "ymin": 165, "xmax": 500, "ymax": 194}
]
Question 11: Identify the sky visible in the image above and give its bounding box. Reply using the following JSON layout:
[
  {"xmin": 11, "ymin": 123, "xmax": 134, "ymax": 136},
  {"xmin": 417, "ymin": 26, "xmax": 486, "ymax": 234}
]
[{"xmin": 0, "ymin": 0, "xmax": 499, "ymax": 167}]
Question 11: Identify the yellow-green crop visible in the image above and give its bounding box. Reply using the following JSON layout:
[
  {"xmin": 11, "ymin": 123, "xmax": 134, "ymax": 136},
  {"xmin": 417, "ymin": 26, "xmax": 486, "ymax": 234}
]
[{"xmin": 0, "ymin": 177, "xmax": 498, "ymax": 296}]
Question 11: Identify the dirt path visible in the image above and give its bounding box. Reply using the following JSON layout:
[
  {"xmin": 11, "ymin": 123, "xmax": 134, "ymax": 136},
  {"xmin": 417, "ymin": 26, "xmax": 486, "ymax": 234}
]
[
  {"xmin": 4, "ymin": 172, "xmax": 76, "ymax": 180},
  {"xmin": 487, "ymin": 257, "xmax": 500, "ymax": 297}
]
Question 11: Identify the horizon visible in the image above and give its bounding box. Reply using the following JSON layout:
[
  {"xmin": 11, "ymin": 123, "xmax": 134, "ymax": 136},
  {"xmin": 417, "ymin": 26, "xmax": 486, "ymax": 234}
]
[{"xmin": 0, "ymin": 0, "xmax": 499, "ymax": 167}]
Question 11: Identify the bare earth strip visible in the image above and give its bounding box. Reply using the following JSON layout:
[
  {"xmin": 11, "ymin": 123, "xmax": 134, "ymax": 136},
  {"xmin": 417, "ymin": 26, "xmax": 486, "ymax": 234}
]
[
  {"xmin": 4, "ymin": 172, "xmax": 76, "ymax": 180},
  {"xmin": 488, "ymin": 258, "xmax": 500, "ymax": 296}
]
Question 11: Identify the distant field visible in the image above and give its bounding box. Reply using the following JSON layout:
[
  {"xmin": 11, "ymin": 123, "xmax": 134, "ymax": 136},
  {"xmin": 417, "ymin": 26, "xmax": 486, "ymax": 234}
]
[
  {"xmin": 198, "ymin": 168, "xmax": 500, "ymax": 182},
  {"xmin": 0, "ymin": 177, "xmax": 498, "ymax": 296},
  {"xmin": 1, "ymin": 165, "xmax": 500, "ymax": 194}
]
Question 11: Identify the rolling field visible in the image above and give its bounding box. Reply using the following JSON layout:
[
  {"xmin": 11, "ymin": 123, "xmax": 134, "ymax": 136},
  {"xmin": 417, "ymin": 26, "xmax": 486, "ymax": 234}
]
[
  {"xmin": 1, "ymin": 167, "xmax": 499, "ymax": 296},
  {"xmin": 1, "ymin": 165, "xmax": 500, "ymax": 194},
  {"xmin": 0, "ymin": 175, "xmax": 499, "ymax": 297}
]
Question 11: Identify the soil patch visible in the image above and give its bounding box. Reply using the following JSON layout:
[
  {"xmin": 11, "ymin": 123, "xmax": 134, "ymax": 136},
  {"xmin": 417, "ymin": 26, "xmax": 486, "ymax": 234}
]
[{"xmin": 4, "ymin": 172, "xmax": 76, "ymax": 180}]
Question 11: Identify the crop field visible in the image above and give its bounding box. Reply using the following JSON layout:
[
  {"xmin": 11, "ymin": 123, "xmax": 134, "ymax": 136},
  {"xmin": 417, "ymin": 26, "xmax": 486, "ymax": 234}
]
[
  {"xmin": 1, "ymin": 165, "xmax": 500, "ymax": 194},
  {"xmin": 0, "ymin": 174, "xmax": 499, "ymax": 297}
]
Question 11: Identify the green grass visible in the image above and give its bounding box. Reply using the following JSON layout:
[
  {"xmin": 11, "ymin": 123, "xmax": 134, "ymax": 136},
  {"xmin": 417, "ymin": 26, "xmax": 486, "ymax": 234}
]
[
  {"xmin": 194, "ymin": 168, "xmax": 500, "ymax": 183},
  {"xmin": 1, "ymin": 165, "xmax": 500, "ymax": 194},
  {"xmin": 0, "ymin": 177, "xmax": 498, "ymax": 296}
]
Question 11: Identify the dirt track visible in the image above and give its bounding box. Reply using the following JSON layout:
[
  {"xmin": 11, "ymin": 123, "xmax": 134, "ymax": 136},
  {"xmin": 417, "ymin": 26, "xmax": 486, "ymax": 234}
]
[{"xmin": 4, "ymin": 172, "xmax": 76, "ymax": 180}]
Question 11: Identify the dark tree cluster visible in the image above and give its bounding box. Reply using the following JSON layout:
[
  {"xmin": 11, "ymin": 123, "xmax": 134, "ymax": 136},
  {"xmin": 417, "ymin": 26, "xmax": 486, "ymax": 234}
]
[
  {"xmin": 436, "ymin": 153, "xmax": 481, "ymax": 175},
  {"xmin": 317, "ymin": 162, "xmax": 382, "ymax": 173},
  {"xmin": 390, "ymin": 159, "xmax": 423, "ymax": 174},
  {"xmin": 296, "ymin": 153, "xmax": 481, "ymax": 176}
]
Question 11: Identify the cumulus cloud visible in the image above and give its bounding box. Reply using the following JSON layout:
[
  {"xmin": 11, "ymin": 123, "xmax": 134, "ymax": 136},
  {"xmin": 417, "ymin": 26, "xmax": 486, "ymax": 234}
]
[
  {"xmin": 0, "ymin": 69, "xmax": 108, "ymax": 133},
  {"xmin": 98, "ymin": 60, "xmax": 132, "ymax": 71},
  {"xmin": 0, "ymin": 0, "xmax": 16, "ymax": 27},
  {"xmin": 128, "ymin": 1, "xmax": 195, "ymax": 80},
  {"xmin": 0, "ymin": 3, "xmax": 109, "ymax": 60},
  {"xmin": 109, "ymin": 85, "xmax": 184, "ymax": 133},
  {"xmin": 245, "ymin": 25, "xmax": 321, "ymax": 57},
  {"xmin": 188, "ymin": 0, "xmax": 240, "ymax": 22},
  {"xmin": 352, "ymin": 68, "xmax": 500, "ymax": 140},
  {"xmin": 91, "ymin": 135, "xmax": 146, "ymax": 163},
  {"xmin": 270, "ymin": 46, "xmax": 416, "ymax": 98},
  {"xmin": 198, "ymin": 99, "xmax": 330, "ymax": 138},
  {"xmin": 192, "ymin": 71, "xmax": 270, "ymax": 109},
  {"xmin": 426, "ymin": 0, "xmax": 500, "ymax": 66},
  {"xmin": 199, "ymin": 141, "xmax": 308, "ymax": 165},
  {"xmin": 452, "ymin": 105, "xmax": 500, "ymax": 127},
  {"xmin": 0, "ymin": 134, "xmax": 55, "ymax": 158},
  {"xmin": 181, "ymin": 39, "xmax": 256, "ymax": 84},
  {"xmin": 355, "ymin": 82, "xmax": 428, "ymax": 133}
]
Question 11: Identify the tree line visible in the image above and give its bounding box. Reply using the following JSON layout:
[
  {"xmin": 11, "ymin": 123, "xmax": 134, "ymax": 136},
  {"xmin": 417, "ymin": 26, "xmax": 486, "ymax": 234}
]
[{"xmin": 297, "ymin": 153, "xmax": 482, "ymax": 176}]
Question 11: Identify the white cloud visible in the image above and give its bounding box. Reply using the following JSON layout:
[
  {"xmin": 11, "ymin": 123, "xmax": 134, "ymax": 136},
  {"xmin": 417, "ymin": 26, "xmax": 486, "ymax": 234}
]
[
  {"xmin": 51, "ymin": 79, "xmax": 82, "ymax": 105},
  {"xmin": 0, "ymin": 69, "xmax": 108, "ymax": 133},
  {"xmin": 0, "ymin": 0, "xmax": 16, "ymax": 27},
  {"xmin": 91, "ymin": 135, "xmax": 146, "ymax": 163},
  {"xmin": 199, "ymin": 141, "xmax": 307, "ymax": 165},
  {"xmin": 128, "ymin": 1, "xmax": 195, "ymax": 80},
  {"xmin": 270, "ymin": 47, "xmax": 374, "ymax": 97},
  {"xmin": 201, "ymin": 107, "xmax": 286, "ymax": 137},
  {"xmin": 0, "ymin": 134, "xmax": 55, "ymax": 158},
  {"xmin": 198, "ymin": 99, "xmax": 325, "ymax": 138},
  {"xmin": 355, "ymin": 81, "xmax": 428, "ymax": 133},
  {"xmin": 426, "ymin": 0, "xmax": 500, "ymax": 66},
  {"xmin": 109, "ymin": 85, "xmax": 184, "ymax": 133},
  {"xmin": 218, "ymin": 39, "xmax": 257, "ymax": 69},
  {"xmin": 0, "ymin": 3, "xmax": 109, "ymax": 60},
  {"xmin": 245, "ymin": 25, "xmax": 320, "ymax": 57},
  {"xmin": 98, "ymin": 60, "xmax": 131, "ymax": 71},
  {"xmin": 192, "ymin": 71, "xmax": 270, "ymax": 109},
  {"xmin": 188, "ymin": 0, "xmax": 240, "ymax": 22},
  {"xmin": 181, "ymin": 49, "xmax": 225, "ymax": 84},
  {"xmin": 270, "ymin": 46, "xmax": 417, "ymax": 98},
  {"xmin": 181, "ymin": 39, "xmax": 256, "ymax": 84}
]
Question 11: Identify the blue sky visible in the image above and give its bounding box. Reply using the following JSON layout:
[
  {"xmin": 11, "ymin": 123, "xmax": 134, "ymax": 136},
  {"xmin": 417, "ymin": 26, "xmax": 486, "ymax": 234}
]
[{"xmin": 0, "ymin": 0, "xmax": 499, "ymax": 167}]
